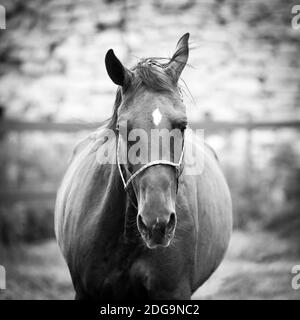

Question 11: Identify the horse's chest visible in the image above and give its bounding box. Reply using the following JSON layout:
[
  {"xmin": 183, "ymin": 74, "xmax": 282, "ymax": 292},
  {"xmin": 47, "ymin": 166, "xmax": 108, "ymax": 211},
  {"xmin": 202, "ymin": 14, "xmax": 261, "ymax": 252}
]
[{"xmin": 97, "ymin": 246, "xmax": 150, "ymax": 300}]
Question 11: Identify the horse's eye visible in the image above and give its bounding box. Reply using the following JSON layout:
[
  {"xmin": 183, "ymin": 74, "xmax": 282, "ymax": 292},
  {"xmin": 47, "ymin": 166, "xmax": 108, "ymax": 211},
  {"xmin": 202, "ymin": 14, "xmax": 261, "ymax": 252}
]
[
  {"xmin": 179, "ymin": 122, "xmax": 187, "ymax": 132},
  {"xmin": 172, "ymin": 119, "xmax": 187, "ymax": 132},
  {"xmin": 116, "ymin": 124, "xmax": 120, "ymax": 131}
]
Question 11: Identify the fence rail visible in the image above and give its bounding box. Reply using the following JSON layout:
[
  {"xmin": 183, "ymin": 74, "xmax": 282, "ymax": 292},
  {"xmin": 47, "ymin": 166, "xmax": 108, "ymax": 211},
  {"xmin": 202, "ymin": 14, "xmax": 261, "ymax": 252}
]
[
  {"xmin": 1, "ymin": 118, "xmax": 300, "ymax": 204},
  {"xmin": 1, "ymin": 119, "xmax": 300, "ymax": 133},
  {"xmin": 0, "ymin": 190, "xmax": 56, "ymax": 204}
]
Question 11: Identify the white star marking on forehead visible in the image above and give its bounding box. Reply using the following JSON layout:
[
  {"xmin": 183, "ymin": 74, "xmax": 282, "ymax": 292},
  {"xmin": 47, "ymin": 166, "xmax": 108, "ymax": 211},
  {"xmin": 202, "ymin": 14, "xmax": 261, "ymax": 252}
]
[{"xmin": 152, "ymin": 108, "xmax": 162, "ymax": 126}]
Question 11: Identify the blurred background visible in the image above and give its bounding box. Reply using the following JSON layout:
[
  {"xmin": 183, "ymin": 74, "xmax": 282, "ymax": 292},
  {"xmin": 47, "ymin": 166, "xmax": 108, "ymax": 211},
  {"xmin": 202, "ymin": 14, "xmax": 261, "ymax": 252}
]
[{"xmin": 0, "ymin": 0, "xmax": 300, "ymax": 299}]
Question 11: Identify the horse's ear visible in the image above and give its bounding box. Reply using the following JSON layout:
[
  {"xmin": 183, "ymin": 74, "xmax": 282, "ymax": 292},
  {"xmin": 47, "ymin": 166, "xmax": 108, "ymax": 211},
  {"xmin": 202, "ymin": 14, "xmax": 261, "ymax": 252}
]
[
  {"xmin": 105, "ymin": 49, "xmax": 131, "ymax": 87},
  {"xmin": 166, "ymin": 33, "xmax": 189, "ymax": 82}
]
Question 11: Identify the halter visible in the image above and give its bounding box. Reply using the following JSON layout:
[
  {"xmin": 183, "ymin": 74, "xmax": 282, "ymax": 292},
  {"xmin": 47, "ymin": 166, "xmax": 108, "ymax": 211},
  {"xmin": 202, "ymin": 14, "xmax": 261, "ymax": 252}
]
[
  {"xmin": 116, "ymin": 58, "xmax": 185, "ymax": 206},
  {"xmin": 116, "ymin": 134, "xmax": 185, "ymax": 208}
]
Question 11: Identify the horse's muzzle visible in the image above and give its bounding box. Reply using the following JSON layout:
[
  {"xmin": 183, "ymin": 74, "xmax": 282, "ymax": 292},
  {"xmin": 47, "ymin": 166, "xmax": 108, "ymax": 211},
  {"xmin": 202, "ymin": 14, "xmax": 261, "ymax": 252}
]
[{"xmin": 137, "ymin": 213, "xmax": 176, "ymax": 249}]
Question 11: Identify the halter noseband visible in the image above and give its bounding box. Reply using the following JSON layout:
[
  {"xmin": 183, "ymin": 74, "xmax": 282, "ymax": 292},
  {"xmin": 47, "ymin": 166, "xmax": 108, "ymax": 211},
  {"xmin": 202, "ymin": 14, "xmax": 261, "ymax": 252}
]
[{"xmin": 117, "ymin": 136, "xmax": 184, "ymax": 191}]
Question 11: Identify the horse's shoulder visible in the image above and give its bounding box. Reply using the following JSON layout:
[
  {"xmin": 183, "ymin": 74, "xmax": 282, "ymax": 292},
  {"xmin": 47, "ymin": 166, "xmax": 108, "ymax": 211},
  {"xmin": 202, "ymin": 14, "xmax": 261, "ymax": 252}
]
[{"xmin": 55, "ymin": 127, "xmax": 115, "ymax": 247}]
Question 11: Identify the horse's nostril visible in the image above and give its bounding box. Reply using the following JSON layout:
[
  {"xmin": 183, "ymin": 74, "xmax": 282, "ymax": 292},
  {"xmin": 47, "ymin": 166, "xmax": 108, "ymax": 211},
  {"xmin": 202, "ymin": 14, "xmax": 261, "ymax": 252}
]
[
  {"xmin": 167, "ymin": 212, "xmax": 176, "ymax": 231},
  {"xmin": 137, "ymin": 214, "xmax": 147, "ymax": 233}
]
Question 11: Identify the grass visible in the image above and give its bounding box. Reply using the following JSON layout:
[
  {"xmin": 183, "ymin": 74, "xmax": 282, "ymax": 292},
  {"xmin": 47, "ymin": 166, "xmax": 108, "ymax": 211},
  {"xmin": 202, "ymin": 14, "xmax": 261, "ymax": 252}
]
[
  {"xmin": 0, "ymin": 230, "xmax": 300, "ymax": 300},
  {"xmin": 193, "ymin": 231, "xmax": 300, "ymax": 300},
  {"xmin": 0, "ymin": 241, "xmax": 73, "ymax": 300}
]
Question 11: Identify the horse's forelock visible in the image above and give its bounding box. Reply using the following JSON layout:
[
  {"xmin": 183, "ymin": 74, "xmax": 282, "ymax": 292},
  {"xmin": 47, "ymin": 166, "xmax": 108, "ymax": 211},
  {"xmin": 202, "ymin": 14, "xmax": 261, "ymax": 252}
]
[{"xmin": 132, "ymin": 59, "xmax": 175, "ymax": 93}]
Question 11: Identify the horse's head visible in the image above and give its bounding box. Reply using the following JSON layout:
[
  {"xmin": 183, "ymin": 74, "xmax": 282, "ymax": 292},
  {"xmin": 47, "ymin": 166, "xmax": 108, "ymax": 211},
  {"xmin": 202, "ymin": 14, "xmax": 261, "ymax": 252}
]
[{"xmin": 105, "ymin": 33, "xmax": 189, "ymax": 249}]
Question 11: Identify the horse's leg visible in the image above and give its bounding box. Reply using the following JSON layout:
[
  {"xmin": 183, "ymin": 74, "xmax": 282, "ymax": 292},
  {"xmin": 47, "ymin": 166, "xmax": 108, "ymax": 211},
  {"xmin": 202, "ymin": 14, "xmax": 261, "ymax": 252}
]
[{"xmin": 130, "ymin": 260, "xmax": 191, "ymax": 300}]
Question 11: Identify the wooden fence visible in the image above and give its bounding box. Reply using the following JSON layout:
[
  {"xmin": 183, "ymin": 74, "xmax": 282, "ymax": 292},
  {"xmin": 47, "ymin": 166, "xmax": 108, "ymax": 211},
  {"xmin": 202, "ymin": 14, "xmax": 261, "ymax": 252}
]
[
  {"xmin": 1, "ymin": 118, "xmax": 300, "ymax": 204},
  {"xmin": 2, "ymin": 119, "xmax": 300, "ymax": 132}
]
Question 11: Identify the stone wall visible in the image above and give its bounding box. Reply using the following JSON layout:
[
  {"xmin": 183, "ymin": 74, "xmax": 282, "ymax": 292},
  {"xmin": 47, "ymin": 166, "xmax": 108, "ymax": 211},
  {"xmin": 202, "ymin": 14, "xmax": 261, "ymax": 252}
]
[{"xmin": 0, "ymin": 0, "xmax": 299, "ymax": 122}]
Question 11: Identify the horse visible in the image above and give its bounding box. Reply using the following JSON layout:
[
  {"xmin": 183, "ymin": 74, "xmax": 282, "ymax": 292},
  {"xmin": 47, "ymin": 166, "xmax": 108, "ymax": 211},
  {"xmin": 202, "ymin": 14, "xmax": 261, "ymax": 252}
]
[{"xmin": 54, "ymin": 33, "xmax": 232, "ymax": 300}]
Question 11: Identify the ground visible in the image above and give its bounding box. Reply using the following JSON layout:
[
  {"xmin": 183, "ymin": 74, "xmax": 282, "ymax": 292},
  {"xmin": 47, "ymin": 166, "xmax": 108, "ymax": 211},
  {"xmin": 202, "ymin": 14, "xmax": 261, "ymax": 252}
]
[{"xmin": 0, "ymin": 230, "xmax": 299, "ymax": 300}]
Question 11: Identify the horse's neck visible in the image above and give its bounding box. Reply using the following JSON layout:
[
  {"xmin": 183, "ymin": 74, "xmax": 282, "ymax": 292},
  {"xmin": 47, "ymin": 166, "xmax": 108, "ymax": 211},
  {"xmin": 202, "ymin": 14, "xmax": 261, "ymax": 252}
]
[
  {"xmin": 97, "ymin": 151, "xmax": 139, "ymax": 243},
  {"xmin": 83, "ymin": 131, "xmax": 140, "ymax": 243}
]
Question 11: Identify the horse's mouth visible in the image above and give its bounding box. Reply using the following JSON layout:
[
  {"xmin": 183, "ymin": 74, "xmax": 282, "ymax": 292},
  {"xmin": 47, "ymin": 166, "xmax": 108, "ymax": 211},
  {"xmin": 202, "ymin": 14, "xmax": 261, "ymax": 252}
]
[{"xmin": 140, "ymin": 232, "xmax": 175, "ymax": 249}]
